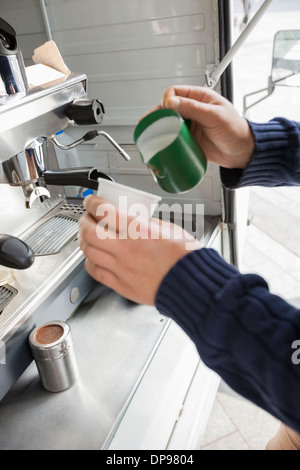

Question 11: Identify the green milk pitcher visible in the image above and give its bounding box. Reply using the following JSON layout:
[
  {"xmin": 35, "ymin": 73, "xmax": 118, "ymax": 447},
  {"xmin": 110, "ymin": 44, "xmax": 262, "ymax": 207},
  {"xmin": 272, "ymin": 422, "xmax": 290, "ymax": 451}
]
[{"xmin": 134, "ymin": 109, "xmax": 207, "ymax": 193}]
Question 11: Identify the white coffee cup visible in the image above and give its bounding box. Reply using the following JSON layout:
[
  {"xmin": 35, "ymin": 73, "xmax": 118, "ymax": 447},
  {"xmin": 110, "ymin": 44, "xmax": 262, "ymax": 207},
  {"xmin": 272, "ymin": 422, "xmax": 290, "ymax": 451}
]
[{"xmin": 97, "ymin": 179, "xmax": 161, "ymax": 219}]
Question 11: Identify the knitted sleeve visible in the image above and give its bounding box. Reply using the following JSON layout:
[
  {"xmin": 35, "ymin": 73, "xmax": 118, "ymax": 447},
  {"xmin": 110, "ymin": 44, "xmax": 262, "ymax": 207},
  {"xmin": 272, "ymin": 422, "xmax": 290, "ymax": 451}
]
[
  {"xmin": 155, "ymin": 248, "xmax": 300, "ymax": 433},
  {"xmin": 155, "ymin": 118, "xmax": 300, "ymax": 432},
  {"xmin": 220, "ymin": 118, "xmax": 300, "ymax": 188}
]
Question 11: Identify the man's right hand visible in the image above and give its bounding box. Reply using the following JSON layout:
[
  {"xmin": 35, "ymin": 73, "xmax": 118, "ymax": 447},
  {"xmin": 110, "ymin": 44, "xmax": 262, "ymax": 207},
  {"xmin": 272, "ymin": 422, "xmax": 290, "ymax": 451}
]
[{"xmin": 159, "ymin": 85, "xmax": 255, "ymax": 170}]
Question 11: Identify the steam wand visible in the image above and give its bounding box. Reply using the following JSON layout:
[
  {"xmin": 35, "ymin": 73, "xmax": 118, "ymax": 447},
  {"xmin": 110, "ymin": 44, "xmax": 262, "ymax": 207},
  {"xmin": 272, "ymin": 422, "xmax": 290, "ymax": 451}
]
[{"xmin": 50, "ymin": 130, "xmax": 131, "ymax": 161}]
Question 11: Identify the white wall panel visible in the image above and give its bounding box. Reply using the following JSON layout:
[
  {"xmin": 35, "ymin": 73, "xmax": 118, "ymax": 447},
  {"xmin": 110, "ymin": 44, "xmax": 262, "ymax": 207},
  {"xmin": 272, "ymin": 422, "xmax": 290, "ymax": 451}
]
[
  {"xmin": 0, "ymin": 0, "xmax": 223, "ymax": 214},
  {"xmin": 1, "ymin": 0, "xmax": 219, "ymax": 122}
]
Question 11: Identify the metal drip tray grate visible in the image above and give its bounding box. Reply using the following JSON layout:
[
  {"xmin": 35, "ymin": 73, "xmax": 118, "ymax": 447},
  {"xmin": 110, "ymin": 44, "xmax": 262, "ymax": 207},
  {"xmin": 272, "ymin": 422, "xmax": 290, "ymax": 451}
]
[
  {"xmin": 0, "ymin": 285, "xmax": 17, "ymax": 314},
  {"xmin": 22, "ymin": 203, "xmax": 85, "ymax": 256}
]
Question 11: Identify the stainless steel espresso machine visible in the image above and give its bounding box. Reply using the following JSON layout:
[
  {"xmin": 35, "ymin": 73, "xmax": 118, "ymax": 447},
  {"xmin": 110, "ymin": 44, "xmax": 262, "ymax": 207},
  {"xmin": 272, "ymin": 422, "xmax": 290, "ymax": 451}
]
[{"xmin": 0, "ymin": 18, "xmax": 129, "ymax": 401}]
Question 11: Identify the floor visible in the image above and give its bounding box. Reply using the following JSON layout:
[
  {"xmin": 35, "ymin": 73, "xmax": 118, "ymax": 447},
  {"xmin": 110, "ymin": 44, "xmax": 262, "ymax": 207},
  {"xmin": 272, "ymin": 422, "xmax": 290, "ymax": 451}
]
[
  {"xmin": 200, "ymin": 382, "xmax": 279, "ymax": 450},
  {"xmin": 199, "ymin": 186, "xmax": 300, "ymax": 450}
]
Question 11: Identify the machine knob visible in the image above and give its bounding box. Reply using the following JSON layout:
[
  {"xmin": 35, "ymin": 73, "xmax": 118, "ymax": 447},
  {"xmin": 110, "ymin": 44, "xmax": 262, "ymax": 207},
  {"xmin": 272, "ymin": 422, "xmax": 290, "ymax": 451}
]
[
  {"xmin": 0, "ymin": 235, "xmax": 34, "ymax": 270},
  {"xmin": 66, "ymin": 98, "xmax": 105, "ymax": 125}
]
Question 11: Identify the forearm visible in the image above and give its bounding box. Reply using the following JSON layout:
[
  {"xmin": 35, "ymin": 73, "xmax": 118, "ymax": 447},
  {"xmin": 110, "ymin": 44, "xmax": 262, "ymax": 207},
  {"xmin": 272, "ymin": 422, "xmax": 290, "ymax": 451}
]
[
  {"xmin": 155, "ymin": 248, "xmax": 300, "ymax": 433},
  {"xmin": 221, "ymin": 118, "xmax": 300, "ymax": 188}
]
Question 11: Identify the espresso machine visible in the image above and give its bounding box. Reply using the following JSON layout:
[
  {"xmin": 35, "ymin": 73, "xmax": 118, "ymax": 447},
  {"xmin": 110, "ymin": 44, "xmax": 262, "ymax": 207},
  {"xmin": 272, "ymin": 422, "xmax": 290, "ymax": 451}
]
[{"xmin": 0, "ymin": 18, "xmax": 130, "ymax": 400}]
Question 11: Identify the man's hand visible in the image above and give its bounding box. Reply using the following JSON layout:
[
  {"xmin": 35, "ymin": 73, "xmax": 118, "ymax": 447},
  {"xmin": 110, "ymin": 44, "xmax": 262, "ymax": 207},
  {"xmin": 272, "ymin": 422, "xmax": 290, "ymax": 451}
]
[
  {"xmin": 158, "ymin": 85, "xmax": 255, "ymax": 169},
  {"xmin": 78, "ymin": 195, "xmax": 200, "ymax": 305}
]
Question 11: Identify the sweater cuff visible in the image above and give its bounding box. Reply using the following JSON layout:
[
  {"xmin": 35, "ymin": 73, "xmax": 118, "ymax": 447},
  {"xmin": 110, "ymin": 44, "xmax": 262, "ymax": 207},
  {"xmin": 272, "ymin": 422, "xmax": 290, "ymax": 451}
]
[
  {"xmin": 220, "ymin": 118, "xmax": 300, "ymax": 189},
  {"xmin": 155, "ymin": 248, "xmax": 239, "ymax": 339}
]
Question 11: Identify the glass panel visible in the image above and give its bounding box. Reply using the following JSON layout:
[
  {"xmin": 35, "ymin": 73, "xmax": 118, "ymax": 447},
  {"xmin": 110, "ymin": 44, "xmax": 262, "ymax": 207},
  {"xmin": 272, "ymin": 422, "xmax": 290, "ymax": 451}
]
[{"xmin": 271, "ymin": 30, "xmax": 300, "ymax": 87}]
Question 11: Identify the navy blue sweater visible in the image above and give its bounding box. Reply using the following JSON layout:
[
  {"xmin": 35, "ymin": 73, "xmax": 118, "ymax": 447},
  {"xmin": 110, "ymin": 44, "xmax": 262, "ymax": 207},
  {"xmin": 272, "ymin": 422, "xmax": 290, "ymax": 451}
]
[{"xmin": 155, "ymin": 118, "xmax": 300, "ymax": 433}]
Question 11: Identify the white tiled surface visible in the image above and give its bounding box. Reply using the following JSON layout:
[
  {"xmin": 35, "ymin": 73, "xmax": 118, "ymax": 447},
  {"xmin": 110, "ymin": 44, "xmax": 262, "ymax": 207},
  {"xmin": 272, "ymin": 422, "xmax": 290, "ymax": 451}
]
[{"xmin": 200, "ymin": 384, "xmax": 279, "ymax": 450}]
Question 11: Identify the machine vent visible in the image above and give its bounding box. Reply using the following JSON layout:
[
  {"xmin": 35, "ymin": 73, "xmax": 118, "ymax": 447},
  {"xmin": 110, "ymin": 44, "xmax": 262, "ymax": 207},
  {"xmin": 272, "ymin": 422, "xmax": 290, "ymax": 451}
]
[
  {"xmin": 23, "ymin": 215, "xmax": 78, "ymax": 256},
  {"xmin": 23, "ymin": 203, "xmax": 85, "ymax": 256},
  {"xmin": 0, "ymin": 285, "xmax": 17, "ymax": 314}
]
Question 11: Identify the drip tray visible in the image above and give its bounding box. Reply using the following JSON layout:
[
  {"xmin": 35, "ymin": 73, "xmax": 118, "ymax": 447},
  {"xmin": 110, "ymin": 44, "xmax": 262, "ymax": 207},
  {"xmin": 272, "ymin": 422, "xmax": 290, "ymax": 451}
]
[
  {"xmin": 0, "ymin": 285, "xmax": 17, "ymax": 314},
  {"xmin": 22, "ymin": 203, "xmax": 85, "ymax": 256}
]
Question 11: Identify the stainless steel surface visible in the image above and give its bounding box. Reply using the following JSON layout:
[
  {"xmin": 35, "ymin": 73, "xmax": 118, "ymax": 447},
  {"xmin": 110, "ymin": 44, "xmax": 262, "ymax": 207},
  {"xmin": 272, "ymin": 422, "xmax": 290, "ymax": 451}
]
[
  {"xmin": 0, "ymin": 72, "xmax": 126, "ymax": 208},
  {"xmin": 0, "ymin": 17, "xmax": 29, "ymax": 96},
  {"xmin": 1, "ymin": 137, "xmax": 45, "ymax": 184},
  {"xmin": 22, "ymin": 203, "xmax": 83, "ymax": 255},
  {"xmin": 0, "ymin": 201, "xmax": 85, "ymax": 343},
  {"xmin": 0, "ymin": 54, "xmax": 27, "ymax": 95},
  {"xmin": 0, "ymin": 216, "xmax": 220, "ymax": 450},
  {"xmin": 0, "ymin": 58, "xmax": 123, "ymax": 401},
  {"xmin": 0, "ymin": 125, "xmax": 64, "ymax": 236},
  {"xmin": 0, "ymin": 73, "xmax": 88, "ymax": 208},
  {"xmin": 1, "ymin": 137, "xmax": 51, "ymax": 207},
  {"xmin": 0, "ymin": 288, "xmax": 169, "ymax": 450},
  {"xmin": 0, "ymin": 72, "xmax": 87, "ymax": 162},
  {"xmin": 0, "ymin": 184, "xmax": 63, "ymax": 236},
  {"xmin": 0, "ymin": 192, "xmax": 95, "ymax": 401},
  {"xmin": 0, "ymin": 284, "xmax": 17, "ymax": 312}
]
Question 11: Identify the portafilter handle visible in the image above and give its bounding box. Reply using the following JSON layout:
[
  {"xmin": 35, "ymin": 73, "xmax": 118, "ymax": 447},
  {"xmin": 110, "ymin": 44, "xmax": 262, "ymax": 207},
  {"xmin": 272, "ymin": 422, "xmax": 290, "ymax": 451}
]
[
  {"xmin": 43, "ymin": 167, "xmax": 113, "ymax": 190},
  {"xmin": 0, "ymin": 235, "xmax": 34, "ymax": 270}
]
